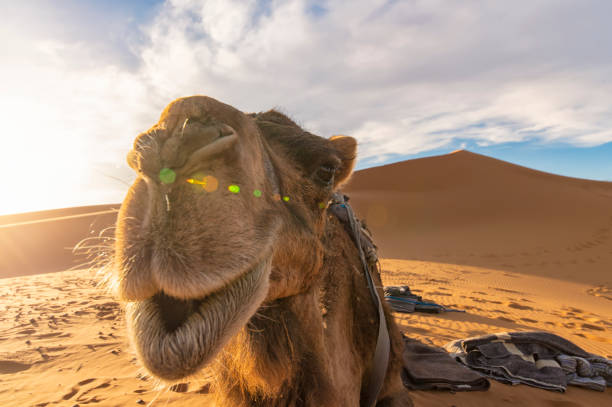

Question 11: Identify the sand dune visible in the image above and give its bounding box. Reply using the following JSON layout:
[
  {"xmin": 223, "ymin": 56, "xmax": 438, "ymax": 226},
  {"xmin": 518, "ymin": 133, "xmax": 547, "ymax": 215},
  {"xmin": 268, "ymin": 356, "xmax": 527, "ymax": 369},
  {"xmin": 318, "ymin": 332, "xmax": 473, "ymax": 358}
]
[
  {"xmin": 346, "ymin": 150, "xmax": 612, "ymax": 285},
  {"xmin": 0, "ymin": 205, "xmax": 118, "ymax": 278},
  {"xmin": 0, "ymin": 151, "xmax": 610, "ymax": 406}
]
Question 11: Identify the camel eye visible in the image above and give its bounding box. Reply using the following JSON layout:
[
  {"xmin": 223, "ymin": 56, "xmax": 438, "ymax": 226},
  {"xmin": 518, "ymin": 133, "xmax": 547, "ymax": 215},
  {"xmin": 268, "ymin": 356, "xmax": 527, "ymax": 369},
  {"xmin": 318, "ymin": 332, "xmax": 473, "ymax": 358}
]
[{"xmin": 315, "ymin": 165, "xmax": 336, "ymax": 186}]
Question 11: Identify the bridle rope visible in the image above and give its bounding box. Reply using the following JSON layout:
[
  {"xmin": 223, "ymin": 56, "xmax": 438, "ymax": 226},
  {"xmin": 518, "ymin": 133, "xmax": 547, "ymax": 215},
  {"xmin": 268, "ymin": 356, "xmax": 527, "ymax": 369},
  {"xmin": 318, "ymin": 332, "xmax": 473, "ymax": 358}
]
[{"xmin": 329, "ymin": 193, "xmax": 390, "ymax": 407}]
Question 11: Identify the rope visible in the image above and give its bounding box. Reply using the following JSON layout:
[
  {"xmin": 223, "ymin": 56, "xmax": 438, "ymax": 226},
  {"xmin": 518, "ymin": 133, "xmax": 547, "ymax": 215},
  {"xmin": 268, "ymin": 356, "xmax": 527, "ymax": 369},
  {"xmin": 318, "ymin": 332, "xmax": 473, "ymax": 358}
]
[{"xmin": 330, "ymin": 193, "xmax": 389, "ymax": 407}]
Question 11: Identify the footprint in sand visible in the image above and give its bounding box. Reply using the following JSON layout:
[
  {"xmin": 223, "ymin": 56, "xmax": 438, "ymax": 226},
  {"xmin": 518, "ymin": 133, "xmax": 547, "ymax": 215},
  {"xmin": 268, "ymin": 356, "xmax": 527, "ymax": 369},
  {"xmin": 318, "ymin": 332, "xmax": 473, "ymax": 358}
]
[
  {"xmin": 35, "ymin": 332, "xmax": 66, "ymax": 339},
  {"xmin": 60, "ymin": 378, "xmax": 110, "ymax": 404},
  {"xmin": 61, "ymin": 387, "xmax": 79, "ymax": 401},
  {"xmin": 587, "ymin": 285, "xmax": 612, "ymax": 301},
  {"xmin": 0, "ymin": 359, "xmax": 31, "ymax": 374},
  {"xmin": 581, "ymin": 323, "xmax": 605, "ymax": 331},
  {"xmin": 74, "ymin": 310, "xmax": 91, "ymax": 316},
  {"xmin": 170, "ymin": 383, "xmax": 189, "ymax": 392},
  {"xmin": 429, "ymin": 291, "xmax": 452, "ymax": 296},
  {"xmin": 468, "ymin": 297, "xmax": 502, "ymax": 306},
  {"xmin": 196, "ymin": 383, "xmax": 212, "ymax": 394},
  {"xmin": 507, "ymin": 302, "xmax": 534, "ymax": 311},
  {"xmin": 427, "ymin": 279, "xmax": 449, "ymax": 284},
  {"xmin": 586, "ymin": 316, "xmax": 612, "ymax": 328},
  {"xmin": 520, "ymin": 318, "xmax": 537, "ymax": 323},
  {"xmin": 581, "ymin": 333, "xmax": 612, "ymax": 345},
  {"xmin": 491, "ymin": 287, "xmax": 524, "ymax": 295}
]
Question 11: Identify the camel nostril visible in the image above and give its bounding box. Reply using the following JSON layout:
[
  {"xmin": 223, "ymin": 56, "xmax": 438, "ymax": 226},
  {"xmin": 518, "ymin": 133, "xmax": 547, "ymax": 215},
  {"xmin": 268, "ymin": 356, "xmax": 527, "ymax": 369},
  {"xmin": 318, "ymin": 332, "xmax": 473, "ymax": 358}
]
[
  {"xmin": 157, "ymin": 121, "xmax": 238, "ymax": 174},
  {"xmin": 177, "ymin": 124, "xmax": 238, "ymax": 175}
]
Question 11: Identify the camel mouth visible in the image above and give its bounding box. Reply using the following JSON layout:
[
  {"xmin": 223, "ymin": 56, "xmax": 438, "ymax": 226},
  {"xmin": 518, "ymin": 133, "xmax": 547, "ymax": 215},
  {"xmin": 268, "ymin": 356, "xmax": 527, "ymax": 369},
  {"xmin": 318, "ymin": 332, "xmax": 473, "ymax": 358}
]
[
  {"xmin": 126, "ymin": 256, "xmax": 271, "ymax": 381},
  {"xmin": 153, "ymin": 292, "xmax": 203, "ymax": 333}
]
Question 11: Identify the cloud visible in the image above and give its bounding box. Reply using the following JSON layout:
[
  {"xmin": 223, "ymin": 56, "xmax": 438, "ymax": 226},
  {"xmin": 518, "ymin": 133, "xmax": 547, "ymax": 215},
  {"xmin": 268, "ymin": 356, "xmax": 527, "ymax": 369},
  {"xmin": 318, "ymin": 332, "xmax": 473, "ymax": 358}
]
[
  {"xmin": 137, "ymin": 0, "xmax": 612, "ymax": 147},
  {"xmin": 135, "ymin": 0, "xmax": 612, "ymax": 159},
  {"xmin": 1, "ymin": 0, "xmax": 612, "ymax": 212}
]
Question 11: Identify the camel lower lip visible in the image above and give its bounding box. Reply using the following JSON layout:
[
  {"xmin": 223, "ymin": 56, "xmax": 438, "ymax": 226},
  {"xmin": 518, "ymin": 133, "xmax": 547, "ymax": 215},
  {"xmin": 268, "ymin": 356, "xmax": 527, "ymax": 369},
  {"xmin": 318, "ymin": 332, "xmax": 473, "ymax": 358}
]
[
  {"xmin": 126, "ymin": 257, "xmax": 271, "ymax": 381},
  {"xmin": 152, "ymin": 292, "xmax": 203, "ymax": 333}
]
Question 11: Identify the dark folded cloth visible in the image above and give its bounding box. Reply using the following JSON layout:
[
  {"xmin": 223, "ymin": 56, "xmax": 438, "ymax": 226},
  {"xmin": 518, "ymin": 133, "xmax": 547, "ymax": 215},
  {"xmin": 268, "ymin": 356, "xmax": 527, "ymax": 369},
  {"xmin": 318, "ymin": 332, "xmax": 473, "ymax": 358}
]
[
  {"xmin": 384, "ymin": 286, "xmax": 423, "ymax": 301},
  {"xmin": 384, "ymin": 285, "xmax": 464, "ymax": 313},
  {"xmin": 401, "ymin": 335, "xmax": 490, "ymax": 391},
  {"xmin": 445, "ymin": 331, "xmax": 612, "ymax": 392}
]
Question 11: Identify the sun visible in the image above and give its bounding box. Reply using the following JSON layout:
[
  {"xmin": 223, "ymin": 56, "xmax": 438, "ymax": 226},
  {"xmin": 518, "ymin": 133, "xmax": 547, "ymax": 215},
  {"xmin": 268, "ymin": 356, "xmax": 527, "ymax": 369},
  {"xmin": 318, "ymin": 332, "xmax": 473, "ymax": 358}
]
[{"xmin": 0, "ymin": 97, "xmax": 92, "ymax": 215}]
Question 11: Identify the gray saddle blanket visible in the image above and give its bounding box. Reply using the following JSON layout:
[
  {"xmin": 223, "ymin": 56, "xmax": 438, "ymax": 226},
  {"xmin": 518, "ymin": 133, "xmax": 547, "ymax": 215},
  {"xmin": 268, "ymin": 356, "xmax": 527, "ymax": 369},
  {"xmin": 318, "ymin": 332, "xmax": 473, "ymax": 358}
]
[
  {"xmin": 445, "ymin": 331, "xmax": 612, "ymax": 392},
  {"xmin": 402, "ymin": 335, "xmax": 490, "ymax": 392}
]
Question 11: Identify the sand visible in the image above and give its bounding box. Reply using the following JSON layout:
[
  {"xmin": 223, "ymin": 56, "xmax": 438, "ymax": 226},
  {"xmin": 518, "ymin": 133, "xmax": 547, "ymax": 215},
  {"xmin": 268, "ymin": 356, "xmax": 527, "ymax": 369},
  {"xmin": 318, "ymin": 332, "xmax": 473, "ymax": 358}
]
[
  {"xmin": 1, "ymin": 150, "xmax": 610, "ymax": 406},
  {"xmin": 0, "ymin": 205, "xmax": 118, "ymax": 279}
]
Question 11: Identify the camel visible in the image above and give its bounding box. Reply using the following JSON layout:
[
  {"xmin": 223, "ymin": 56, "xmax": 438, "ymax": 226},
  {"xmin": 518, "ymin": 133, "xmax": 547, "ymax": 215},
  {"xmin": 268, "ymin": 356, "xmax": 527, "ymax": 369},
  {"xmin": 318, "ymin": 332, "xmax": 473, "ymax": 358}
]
[{"xmin": 111, "ymin": 96, "xmax": 412, "ymax": 406}]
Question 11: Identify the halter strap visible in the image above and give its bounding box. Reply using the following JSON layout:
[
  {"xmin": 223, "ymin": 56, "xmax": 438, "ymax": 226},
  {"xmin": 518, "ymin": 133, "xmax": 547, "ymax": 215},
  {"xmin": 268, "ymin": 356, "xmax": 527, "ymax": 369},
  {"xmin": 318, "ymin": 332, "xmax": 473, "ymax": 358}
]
[{"xmin": 329, "ymin": 193, "xmax": 390, "ymax": 407}]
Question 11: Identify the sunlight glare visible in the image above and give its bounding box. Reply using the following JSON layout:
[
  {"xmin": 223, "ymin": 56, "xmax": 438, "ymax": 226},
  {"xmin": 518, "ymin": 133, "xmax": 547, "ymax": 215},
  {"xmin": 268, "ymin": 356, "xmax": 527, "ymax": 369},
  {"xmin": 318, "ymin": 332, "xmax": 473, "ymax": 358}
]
[{"xmin": 0, "ymin": 97, "xmax": 92, "ymax": 215}]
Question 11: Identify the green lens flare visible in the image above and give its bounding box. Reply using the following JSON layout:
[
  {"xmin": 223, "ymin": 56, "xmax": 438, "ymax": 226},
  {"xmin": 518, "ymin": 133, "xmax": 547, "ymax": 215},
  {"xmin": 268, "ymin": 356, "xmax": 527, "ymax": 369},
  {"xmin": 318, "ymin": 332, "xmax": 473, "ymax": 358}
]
[
  {"xmin": 253, "ymin": 189, "xmax": 262, "ymax": 197},
  {"xmin": 283, "ymin": 196, "xmax": 290, "ymax": 202},
  {"xmin": 159, "ymin": 168, "xmax": 176, "ymax": 184},
  {"xmin": 228, "ymin": 184, "xmax": 240, "ymax": 194},
  {"xmin": 318, "ymin": 202, "xmax": 326, "ymax": 209}
]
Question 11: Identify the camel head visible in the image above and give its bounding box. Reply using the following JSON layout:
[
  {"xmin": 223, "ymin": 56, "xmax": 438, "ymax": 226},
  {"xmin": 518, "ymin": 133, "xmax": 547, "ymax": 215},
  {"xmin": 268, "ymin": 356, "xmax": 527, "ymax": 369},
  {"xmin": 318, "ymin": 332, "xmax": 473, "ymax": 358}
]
[{"xmin": 113, "ymin": 96, "xmax": 357, "ymax": 381}]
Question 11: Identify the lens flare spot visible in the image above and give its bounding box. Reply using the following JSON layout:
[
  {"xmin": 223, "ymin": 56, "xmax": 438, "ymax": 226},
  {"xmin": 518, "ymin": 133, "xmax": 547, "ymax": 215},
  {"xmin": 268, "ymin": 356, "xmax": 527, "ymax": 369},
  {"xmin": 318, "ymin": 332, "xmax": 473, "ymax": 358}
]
[
  {"xmin": 318, "ymin": 202, "xmax": 327, "ymax": 209},
  {"xmin": 203, "ymin": 176, "xmax": 218, "ymax": 192},
  {"xmin": 186, "ymin": 173, "xmax": 218, "ymax": 192},
  {"xmin": 187, "ymin": 177, "xmax": 205, "ymax": 186},
  {"xmin": 272, "ymin": 194, "xmax": 281, "ymax": 202},
  {"xmin": 159, "ymin": 168, "xmax": 176, "ymax": 184},
  {"xmin": 228, "ymin": 184, "xmax": 240, "ymax": 194},
  {"xmin": 253, "ymin": 189, "xmax": 262, "ymax": 198},
  {"xmin": 283, "ymin": 196, "xmax": 290, "ymax": 202}
]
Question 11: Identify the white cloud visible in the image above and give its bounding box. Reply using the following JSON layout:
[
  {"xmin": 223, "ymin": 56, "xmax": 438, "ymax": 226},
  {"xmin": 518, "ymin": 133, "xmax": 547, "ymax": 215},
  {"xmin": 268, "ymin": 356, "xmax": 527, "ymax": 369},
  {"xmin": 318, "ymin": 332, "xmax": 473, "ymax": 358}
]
[
  {"xmin": 134, "ymin": 0, "xmax": 612, "ymax": 151},
  {"xmin": 1, "ymin": 0, "xmax": 612, "ymax": 213}
]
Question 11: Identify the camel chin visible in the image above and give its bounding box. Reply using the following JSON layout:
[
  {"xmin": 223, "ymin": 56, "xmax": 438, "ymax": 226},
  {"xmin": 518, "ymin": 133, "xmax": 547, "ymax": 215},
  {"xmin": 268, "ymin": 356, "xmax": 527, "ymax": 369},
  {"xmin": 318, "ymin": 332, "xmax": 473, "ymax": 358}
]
[{"xmin": 126, "ymin": 255, "xmax": 271, "ymax": 381}]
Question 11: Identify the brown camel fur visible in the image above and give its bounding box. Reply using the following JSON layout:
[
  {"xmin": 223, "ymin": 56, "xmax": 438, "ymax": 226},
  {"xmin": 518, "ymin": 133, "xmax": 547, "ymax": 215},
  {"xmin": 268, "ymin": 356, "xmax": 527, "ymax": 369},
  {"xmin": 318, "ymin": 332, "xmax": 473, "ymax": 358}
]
[{"xmin": 111, "ymin": 96, "xmax": 412, "ymax": 406}]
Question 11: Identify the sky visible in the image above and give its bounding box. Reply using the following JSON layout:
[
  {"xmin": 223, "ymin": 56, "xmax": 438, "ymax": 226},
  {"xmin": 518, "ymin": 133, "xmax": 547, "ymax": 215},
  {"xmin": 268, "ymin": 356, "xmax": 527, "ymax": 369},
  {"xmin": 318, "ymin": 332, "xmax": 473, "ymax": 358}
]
[{"xmin": 1, "ymin": 0, "xmax": 611, "ymax": 215}]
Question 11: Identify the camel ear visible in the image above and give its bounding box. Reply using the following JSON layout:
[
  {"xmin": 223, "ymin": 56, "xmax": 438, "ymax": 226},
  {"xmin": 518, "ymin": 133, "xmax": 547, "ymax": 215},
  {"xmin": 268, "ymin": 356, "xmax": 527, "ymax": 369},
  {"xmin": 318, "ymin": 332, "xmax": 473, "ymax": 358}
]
[{"xmin": 330, "ymin": 135, "xmax": 357, "ymax": 188}]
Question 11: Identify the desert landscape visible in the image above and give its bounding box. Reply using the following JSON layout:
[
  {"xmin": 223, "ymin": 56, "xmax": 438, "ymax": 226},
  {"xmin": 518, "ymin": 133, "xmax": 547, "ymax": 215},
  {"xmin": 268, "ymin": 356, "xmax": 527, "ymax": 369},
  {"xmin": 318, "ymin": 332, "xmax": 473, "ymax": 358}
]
[{"xmin": 1, "ymin": 150, "xmax": 610, "ymax": 406}]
